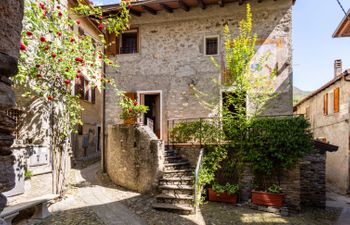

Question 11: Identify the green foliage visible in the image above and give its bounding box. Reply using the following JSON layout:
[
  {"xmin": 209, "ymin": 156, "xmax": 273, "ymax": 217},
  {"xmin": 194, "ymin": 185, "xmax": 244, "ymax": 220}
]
[
  {"xmin": 170, "ymin": 120, "xmax": 223, "ymax": 144},
  {"xmin": 119, "ymin": 96, "xmax": 149, "ymax": 120},
  {"xmin": 267, "ymin": 184, "xmax": 282, "ymax": 194},
  {"xmin": 24, "ymin": 169, "xmax": 33, "ymax": 179},
  {"xmin": 212, "ymin": 183, "xmax": 240, "ymax": 196},
  {"xmin": 244, "ymin": 116, "xmax": 313, "ymax": 176},
  {"xmin": 199, "ymin": 145, "xmax": 227, "ymax": 185}
]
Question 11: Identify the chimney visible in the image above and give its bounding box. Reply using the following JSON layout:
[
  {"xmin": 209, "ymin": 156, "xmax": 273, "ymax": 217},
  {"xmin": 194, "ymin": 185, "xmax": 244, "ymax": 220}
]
[{"xmin": 334, "ymin": 59, "xmax": 342, "ymax": 77}]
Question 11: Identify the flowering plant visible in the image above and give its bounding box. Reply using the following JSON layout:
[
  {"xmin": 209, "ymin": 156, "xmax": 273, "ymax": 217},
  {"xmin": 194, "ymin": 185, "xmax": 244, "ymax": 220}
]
[{"xmin": 119, "ymin": 95, "xmax": 149, "ymax": 120}]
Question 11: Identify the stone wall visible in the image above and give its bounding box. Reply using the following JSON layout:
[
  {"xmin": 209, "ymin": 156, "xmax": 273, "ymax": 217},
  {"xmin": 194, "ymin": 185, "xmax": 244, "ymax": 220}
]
[
  {"xmin": 106, "ymin": 124, "xmax": 164, "ymax": 193},
  {"xmin": 174, "ymin": 145, "xmax": 202, "ymax": 167},
  {"xmin": 300, "ymin": 151, "xmax": 326, "ymax": 208},
  {"xmin": 105, "ymin": 0, "xmax": 293, "ymax": 141},
  {"xmin": 238, "ymin": 150, "xmax": 326, "ymax": 210},
  {"xmin": 0, "ymin": 0, "xmax": 24, "ymax": 213}
]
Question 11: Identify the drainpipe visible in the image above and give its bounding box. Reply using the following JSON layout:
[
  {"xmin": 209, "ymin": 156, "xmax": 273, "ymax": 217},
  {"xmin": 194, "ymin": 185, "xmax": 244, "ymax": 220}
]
[{"xmin": 101, "ymin": 60, "xmax": 106, "ymax": 173}]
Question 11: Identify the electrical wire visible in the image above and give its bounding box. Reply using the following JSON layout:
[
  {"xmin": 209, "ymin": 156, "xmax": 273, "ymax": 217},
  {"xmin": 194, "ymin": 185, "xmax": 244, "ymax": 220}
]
[{"xmin": 336, "ymin": 0, "xmax": 349, "ymax": 18}]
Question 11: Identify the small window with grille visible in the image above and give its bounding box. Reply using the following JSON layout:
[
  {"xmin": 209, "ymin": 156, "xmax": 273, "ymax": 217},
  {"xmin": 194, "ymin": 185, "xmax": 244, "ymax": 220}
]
[{"xmin": 205, "ymin": 36, "xmax": 219, "ymax": 56}]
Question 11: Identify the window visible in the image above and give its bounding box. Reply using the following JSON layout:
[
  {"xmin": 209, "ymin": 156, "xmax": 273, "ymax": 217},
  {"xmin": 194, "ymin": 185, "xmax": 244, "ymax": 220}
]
[
  {"xmin": 74, "ymin": 76, "xmax": 95, "ymax": 104},
  {"xmin": 334, "ymin": 87, "xmax": 340, "ymax": 113},
  {"xmin": 119, "ymin": 29, "xmax": 138, "ymax": 54},
  {"xmin": 205, "ymin": 36, "xmax": 219, "ymax": 55},
  {"xmin": 323, "ymin": 93, "xmax": 328, "ymax": 115}
]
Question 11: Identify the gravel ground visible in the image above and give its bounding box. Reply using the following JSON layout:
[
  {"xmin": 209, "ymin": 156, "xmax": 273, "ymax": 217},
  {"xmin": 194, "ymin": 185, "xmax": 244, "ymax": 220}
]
[{"xmin": 18, "ymin": 163, "xmax": 341, "ymax": 225}]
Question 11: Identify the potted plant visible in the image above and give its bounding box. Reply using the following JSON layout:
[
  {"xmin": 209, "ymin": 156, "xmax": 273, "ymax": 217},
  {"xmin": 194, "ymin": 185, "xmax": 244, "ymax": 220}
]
[
  {"xmin": 251, "ymin": 184, "xmax": 284, "ymax": 207},
  {"xmin": 119, "ymin": 95, "xmax": 148, "ymax": 124},
  {"xmin": 208, "ymin": 183, "xmax": 239, "ymax": 204}
]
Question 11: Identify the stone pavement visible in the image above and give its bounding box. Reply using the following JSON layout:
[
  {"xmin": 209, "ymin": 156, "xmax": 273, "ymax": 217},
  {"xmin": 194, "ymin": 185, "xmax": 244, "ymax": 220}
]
[{"xmin": 327, "ymin": 192, "xmax": 350, "ymax": 225}]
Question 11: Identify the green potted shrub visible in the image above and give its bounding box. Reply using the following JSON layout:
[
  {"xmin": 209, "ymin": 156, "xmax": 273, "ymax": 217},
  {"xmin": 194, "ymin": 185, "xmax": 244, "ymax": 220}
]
[
  {"xmin": 119, "ymin": 95, "xmax": 148, "ymax": 124},
  {"xmin": 208, "ymin": 183, "xmax": 239, "ymax": 204},
  {"xmin": 251, "ymin": 184, "xmax": 284, "ymax": 207}
]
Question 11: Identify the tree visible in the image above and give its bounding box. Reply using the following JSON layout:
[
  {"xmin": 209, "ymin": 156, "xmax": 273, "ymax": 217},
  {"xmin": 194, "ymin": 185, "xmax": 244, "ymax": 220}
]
[{"xmin": 15, "ymin": 0, "xmax": 129, "ymax": 194}]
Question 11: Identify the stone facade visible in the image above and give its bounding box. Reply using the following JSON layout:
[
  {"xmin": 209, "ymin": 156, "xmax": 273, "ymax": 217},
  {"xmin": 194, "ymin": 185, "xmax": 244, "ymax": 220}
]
[
  {"xmin": 300, "ymin": 151, "xmax": 326, "ymax": 208},
  {"xmin": 0, "ymin": 0, "xmax": 24, "ymax": 214},
  {"xmin": 105, "ymin": 0, "xmax": 294, "ymax": 142},
  {"xmin": 294, "ymin": 73, "xmax": 350, "ymax": 194},
  {"xmin": 106, "ymin": 125, "xmax": 164, "ymax": 193}
]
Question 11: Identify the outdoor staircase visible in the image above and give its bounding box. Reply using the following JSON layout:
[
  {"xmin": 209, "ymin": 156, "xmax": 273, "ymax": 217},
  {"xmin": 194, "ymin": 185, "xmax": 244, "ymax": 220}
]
[{"xmin": 152, "ymin": 147, "xmax": 195, "ymax": 214}]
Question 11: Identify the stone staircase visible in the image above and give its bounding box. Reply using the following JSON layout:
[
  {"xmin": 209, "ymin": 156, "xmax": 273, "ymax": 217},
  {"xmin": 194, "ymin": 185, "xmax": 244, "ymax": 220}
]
[{"xmin": 152, "ymin": 148, "xmax": 195, "ymax": 214}]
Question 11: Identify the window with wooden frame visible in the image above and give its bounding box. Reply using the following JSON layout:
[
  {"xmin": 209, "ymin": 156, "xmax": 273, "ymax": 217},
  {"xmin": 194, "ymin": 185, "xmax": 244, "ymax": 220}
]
[
  {"xmin": 204, "ymin": 36, "xmax": 219, "ymax": 56},
  {"xmin": 334, "ymin": 87, "xmax": 340, "ymax": 113},
  {"xmin": 323, "ymin": 93, "xmax": 328, "ymax": 115},
  {"xmin": 119, "ymin": 29, "xmax": 139, "ymax": 54}
]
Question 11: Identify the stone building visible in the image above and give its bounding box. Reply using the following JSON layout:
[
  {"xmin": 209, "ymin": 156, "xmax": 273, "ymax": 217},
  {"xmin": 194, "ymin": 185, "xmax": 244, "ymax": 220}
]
[
  {"xmin": 294, "ymin": 60, "xmax": 350, "ymax": 194},
  {"xmin": 102, "ymin": 0, "xmax": 294, "ymax": 142},
  {"xmin": 101, "ymin": 0, "xmax": 294, "ymax": 212},
  {"xmin": 0, "ymin": 0, "xmax": 24, "ymax": 216}
]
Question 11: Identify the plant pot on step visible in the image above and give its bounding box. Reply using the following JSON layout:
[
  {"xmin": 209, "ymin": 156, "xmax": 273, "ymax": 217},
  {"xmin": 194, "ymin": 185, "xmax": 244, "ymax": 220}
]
[
  {"xmin": 251, "ymin": 191, "xmax": 284, "ymax": 207},
  {"xmin": 208, "ymin": 188, "xmax": 238, "ymax": 204}
]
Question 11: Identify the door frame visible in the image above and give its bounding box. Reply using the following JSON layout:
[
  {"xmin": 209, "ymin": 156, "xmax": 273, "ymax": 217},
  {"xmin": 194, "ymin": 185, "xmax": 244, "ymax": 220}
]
[{"xmin": 136, "ymin": 90, "xmax": 163, "ymax": 139}]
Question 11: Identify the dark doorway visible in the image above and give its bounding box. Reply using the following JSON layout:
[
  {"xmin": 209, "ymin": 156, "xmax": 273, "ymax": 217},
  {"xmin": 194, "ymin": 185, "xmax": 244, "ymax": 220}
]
[{"xmin": 140, "ymin": 93, "xmax": 161, "ymax": 139}]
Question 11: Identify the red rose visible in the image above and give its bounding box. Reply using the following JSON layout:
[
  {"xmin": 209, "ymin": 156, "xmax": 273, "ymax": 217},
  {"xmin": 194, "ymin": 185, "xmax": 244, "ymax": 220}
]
[
  {"xmin": 51, "ymin": 53, "xmax": 57, "ymax": 58},
  {"xmin": 76, "ymin": 74, "xmax": 81, "ymax": 79},
  {"xmin": 133, "ymin": 101, "xmax": 138, "ymax": 106},
  {"xmin": 58, "ymin": 11, "xmax": 63, "ymax": 17},
  {"xmin": 75, "ymin": 57, "xmax": 83, "ymax": 63},
  {"xmin": 90, "ymin": 63, "xmax": 94, "ymax": 67},
  {"xmin": 40, "ymin": 36, "xmax": 46, "ymax": 42},
  {"xmin": 64, "ymin": 79, "xmax": 71, "ymax": 85},
  {"xmin": 77, "ymin": 70, "xmax": 81, "ymax": 73},
  {"xmin": 70, "ymin": 38, "xmax": 75, "ymax": 42},
  {"xmin": 98, "ymin": 23, "xmax": 104, "ymax": 31},
  {"xmin": 99, "ymin": 55, "xmax": 103, "ymax": 59},
  {"xmin": 76, "ymin": 20, "xmax": 80, "ymax": 25},
  {"xmin": 36, "ymin": 64, "xmax": 40, "ymax": 68},
  {"xmin": 57, "ymin": 32, "xmax": 62, "ymax": 36},
  {"xmin": 58, "ymin": 58, "xmax": 62, "ymax": 62},
  {"xmin": 39, "ymin": 2, "xmax": 45, "ymax": 10},
  {"xmin": 47, "ymin": 95, "xmax": 53, "ymax": 101},
  {"xmin": 26, "ymin": 31, "xmax": 33, "ymax": 36},
  {"xmin": 20, "ymin": 42, "xmax": 26, "ymax": 51},
  {"xmin": 107, "ymin": 80, "xmax": 111, "ymax": 83},
  {"xmin": 56, "ymin": 5, "xmax": 61, "ymax": 9},
  {"xmin": 43, "ymin": 11, "xmax": 47, "ymax": 17},
  {"xmin": 128, "ymin": 108, "xmax": 133, "ymax": 113},
  {"xmin": 44, "ymin": 45, "xmax": 49, "ymax": 50},
  {"xmin": 99, "ymin": 16, "xmax": 103, "ymax": 20},
  {"xmin": 36, "ymin": 74, "xmax": 42, "ymax": 78}
]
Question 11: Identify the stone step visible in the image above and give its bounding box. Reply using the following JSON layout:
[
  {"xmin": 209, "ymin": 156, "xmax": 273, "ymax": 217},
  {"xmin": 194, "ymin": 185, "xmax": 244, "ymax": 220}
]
[
  {"xmin": 156, "ymin": 193, "xmax": 193, "ymax": 200},
  {"xmin": 164, "ymin": 162, "xmax": 190, "ymax": 167},
  {"xmin": 162, "ymin": 170, "xmax": 193, "ymax": 179},
  {"xmin": 159, "ymin": 184, "xmax": 193, "ymax": 190},
  {"xmin": 160, "ymin": 177, "xmax": 193, "ymax": 185},
  {"xmin": 152, "ymin": 203, "xmax": 194, "ymax": 214}
]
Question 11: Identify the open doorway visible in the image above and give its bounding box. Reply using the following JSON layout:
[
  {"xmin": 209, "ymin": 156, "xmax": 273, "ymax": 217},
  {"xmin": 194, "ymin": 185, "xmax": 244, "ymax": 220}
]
[{"xmin": 137, "ymin": 91, "xmax": 162, "ymax": 139}]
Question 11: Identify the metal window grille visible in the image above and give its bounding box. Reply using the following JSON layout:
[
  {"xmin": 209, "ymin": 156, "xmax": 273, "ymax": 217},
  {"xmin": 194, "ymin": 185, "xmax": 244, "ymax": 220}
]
[{"xmin": 206, "ymin": 37, "xmax": 218, "ymax": 55}]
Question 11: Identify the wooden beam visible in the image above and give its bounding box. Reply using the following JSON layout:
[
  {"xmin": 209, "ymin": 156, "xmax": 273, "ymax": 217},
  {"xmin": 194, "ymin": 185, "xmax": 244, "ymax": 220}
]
[
  {"xmin": 160, "ymin": 3, "xmax": 173, "ymax": 13},
  {"xmin": 238, "ymin": 0, "xmax": 244, "ymax": 5},
  {"xmin": 129, "ymin": 9, "xmax": 142, "ymax": 17},
  {"xmin": 258, "ymin": 0, "xmax": 263, "ymax": 2},
  {"xmin": 197, "ymin": 0, "xmax": 206, "ymax": 9},
  {"xmin": 218, "ymin": 0, "xmax": 224, "ymax": 7},
  {"xmin": 178, "ymin": 0, "xmax": 190, "ymax": 12},
  {"xmin": 142, "ymin": 5, "xmax": 157, "ymax": 15}
]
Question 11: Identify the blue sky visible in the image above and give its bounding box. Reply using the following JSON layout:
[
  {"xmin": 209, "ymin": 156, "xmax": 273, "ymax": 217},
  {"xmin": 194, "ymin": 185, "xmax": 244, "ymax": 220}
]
[{"xmin": 93, "ymin": 0, "xmax": 350, "ymax": 91}]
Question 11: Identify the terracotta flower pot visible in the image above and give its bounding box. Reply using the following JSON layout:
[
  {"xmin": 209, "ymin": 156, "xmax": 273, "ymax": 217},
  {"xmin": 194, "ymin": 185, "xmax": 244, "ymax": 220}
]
[
  {"xmin": 251, "ymin": 191, "xmax": 284, "ymax": 207},
  {"xmin": 208, "ymin": 188, "xmax": 238, "ymax": 204}
]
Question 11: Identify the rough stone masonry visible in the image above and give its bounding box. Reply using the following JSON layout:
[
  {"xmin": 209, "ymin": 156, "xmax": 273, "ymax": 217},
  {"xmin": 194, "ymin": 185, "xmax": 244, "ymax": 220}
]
[
  {"xmin": 0, "ymin": 0, "xmax": 24, "ymax": 214},
  {"xmin": 105, "ymin": 0, "xmax": 293, "ymax": 141}
]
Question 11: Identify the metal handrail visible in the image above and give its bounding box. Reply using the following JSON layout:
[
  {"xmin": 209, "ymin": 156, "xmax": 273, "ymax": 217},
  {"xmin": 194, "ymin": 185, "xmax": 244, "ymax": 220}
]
[{"xmin": 194, "ymin": 148, "xmax": 204, "ymax": 213}]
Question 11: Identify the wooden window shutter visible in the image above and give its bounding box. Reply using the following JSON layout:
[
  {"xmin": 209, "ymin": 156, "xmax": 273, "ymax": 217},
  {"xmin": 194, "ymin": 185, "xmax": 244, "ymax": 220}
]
[
  {"xmin": 334, "ymin": 87, "xmax": 340, "ymax": 113},
  {"xmin": 106, "ymin": 32, "xmax": 117, "ymax": 56},
  {"xmin": 91, "ymin": 87, "xmax": 96, "ymax": 104},
  {"xmin": 324, "ymin": 93, "xmax": 328, "ymax": 115},
  {"xmin": 123, "ymin": 92, "xmax": 137, "ymax": 124}
]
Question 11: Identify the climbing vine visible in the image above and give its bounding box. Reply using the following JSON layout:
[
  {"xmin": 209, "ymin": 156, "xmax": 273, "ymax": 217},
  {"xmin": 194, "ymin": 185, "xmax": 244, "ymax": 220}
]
[{"xmin": 15, "ymin": 0, "xmax": 129, "ymax": 194}]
